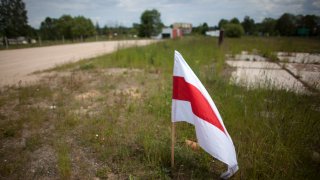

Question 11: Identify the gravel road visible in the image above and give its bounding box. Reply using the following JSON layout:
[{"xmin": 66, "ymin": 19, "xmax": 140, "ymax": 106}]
[{"xmin": 0, "ymin": 40, "xmax": 155, "ymax": 87}]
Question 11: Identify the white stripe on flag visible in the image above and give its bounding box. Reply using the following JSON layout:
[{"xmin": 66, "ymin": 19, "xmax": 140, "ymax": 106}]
[{"xmin": 172, "ymin": 50, "xmax": 239, "ymax": 179}]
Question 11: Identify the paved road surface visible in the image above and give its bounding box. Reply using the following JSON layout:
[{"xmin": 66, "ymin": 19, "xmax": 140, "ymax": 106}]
[{"xmin": 0, "ymin": 40, "xmax": 155, "ymax": 87}]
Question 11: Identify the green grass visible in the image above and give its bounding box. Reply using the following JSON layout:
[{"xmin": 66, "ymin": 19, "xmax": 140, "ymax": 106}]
[
  {"xmin": 0, "ymin": 36, "xmax": 319, "ymax": 179},
  {"xmin": 56, "ymin": 140, "xmax": 71, "ymax": 179}
]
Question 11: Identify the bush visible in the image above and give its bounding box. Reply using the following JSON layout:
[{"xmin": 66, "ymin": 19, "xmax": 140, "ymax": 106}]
[{"xmin": 224, "ymin": 23, "xmax": 244, "ymax": 38}]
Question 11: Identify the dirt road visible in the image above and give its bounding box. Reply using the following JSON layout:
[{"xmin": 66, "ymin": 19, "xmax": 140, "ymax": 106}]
[{"xmin": 0, "ymin": 40, "xmax": 155, "ymax": 87}]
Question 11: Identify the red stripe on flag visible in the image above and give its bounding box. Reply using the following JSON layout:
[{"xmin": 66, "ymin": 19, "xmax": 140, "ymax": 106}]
[{"xmin": 173, "ymin": 76, "xmax": 225, "ymax": 134}]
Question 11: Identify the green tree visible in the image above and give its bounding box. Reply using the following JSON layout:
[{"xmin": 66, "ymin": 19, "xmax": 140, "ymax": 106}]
[
  {"xmin": 241, "ymin": 16, "xmax": 255, "ymax": 35},
  {"xmin": 218, "ymin": 17, "xmax": 244, "ymax": 37},
  {"xmin": 275, "ymin": 13, "xmax": 297, "ymax": 36},
  {"xmin": 138, "ymin": 9, "xmax": 163, "ymax": 37},
  {"xmin": 302, "ymin": 15, "xmax": 318, "ymax": 36},
  {"xmin": 200, "ymin": 22, "xmax": 209, "ymax": 35},
  {"xmin": 218, "ymin": 19, "xmax": 228, "ymax": 29},
  {"xmin": 0, "ymin": 0, "xmax": 28, "ymax": 38},
  {"xmin": 260, "ymin": 17, "xmax": 277, "ymax": 36},
  {"xmin": 40, "ymin": 17, "xmax": 59, "ymax": 40},
  {"xmin": 224, "ymin": 23, "xmax": 244, "ymax": 37},
  {"xmin": 24, "ymin": 25, "xmax": 37, "ymax": 39},
  {"xmin": 230, "ymin": 17, "xmax": 240, "ymax": 24},
  {"xmin": 56, "ymin": 15, "xmax": 73, "ymax": 39},
  {"xmin": 40, "ymin": 15, "xmax": 96, "ymax": 40},
  {"xmin": 71, "ymin": 16, "xmax": 95, "ymax": 40}
]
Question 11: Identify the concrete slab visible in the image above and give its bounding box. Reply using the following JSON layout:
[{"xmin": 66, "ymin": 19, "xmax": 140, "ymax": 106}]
[
  {"xmin": 282, "ymin": 63, "xmax": 320, "ymax": 90},
  {"xmin": 226, "ymin": 61, "xmax": 280, "ymax": 69},
  {"xmin": 277, "ymin": 52, "xmax": 320, "ymax": 64},
  {"xmin": 226, "ymin": 51, "xmax": 320, "ymax": 94},
  {"xmin": 227, "ymin": 51, "xmax": 267, "ymax": 61},
  {"xmin": 226, "ymin": 60, "xmax": 308, "ymax": 93},
  {"xmin": 235, "ymin": 54, "xmax": 267, "ymax": 62}
]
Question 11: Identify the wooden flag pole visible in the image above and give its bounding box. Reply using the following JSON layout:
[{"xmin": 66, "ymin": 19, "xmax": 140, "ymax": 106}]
[{"xmin": 171, "ymin": 122, "xmax": 175, "ymax": 169}]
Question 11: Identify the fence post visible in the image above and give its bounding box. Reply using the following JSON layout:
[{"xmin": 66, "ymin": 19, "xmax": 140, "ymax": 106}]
[
  {"xmin": 218, "ymin": 29, "xmax": 224, "ymax": 47},
  {"xmin": 5, "ymin": 36, "xmax": 8, "ymax": 49},
  {"xmin": 38, "ymin": 36, "xmax": 42, "ymax": 46}
]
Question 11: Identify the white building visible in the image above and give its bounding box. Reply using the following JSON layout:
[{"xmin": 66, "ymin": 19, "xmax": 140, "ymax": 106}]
[{"xmin": 206, "ymin": 30, "xmax": 220, "ymax": 37}]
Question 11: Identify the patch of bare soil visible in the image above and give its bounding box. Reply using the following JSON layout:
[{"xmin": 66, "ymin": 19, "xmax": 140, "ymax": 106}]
[
  {"xmin": 114, "ymin": 87, "xmax": 141, "ymax": 98},
  {"xmin": 102, "ymin": 68, "xmax": 143, "ymax": 76},
  {"xmin": 0, "ymin": 66, "xmax": 160, "ymax": 179},
  {"xmin": 66, "ymin": 136, "xmax": 101, "ymax": 179},
  {"xmin": 102, "ymin": 68, "xmax": 146, "ymax": 105},
  {"xmin": 75, "ymin": 90, "xmax": 102, "ymax": 101},
  {"xmin": 27, "ymin": 145, "xmax": 59, "ymax": 179}
]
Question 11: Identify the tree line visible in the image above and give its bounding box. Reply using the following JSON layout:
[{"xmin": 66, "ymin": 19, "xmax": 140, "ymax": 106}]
[
  {"xmin": 42, "ymin": 9, "xmax": 164, "ymax": 40},
  {"xmin": 1, "ymin": 0, "xmax": 320, "ymax": 43},
  {"xmin": 40, "ymin": 15, "xmax": 95, "ymax": 41},
  {"xmin": 209, "ymin": 13, "xmax": 320, "ymax": 38}
]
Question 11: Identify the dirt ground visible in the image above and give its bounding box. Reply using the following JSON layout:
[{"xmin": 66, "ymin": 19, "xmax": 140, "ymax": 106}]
[
  {"xmin": 0, "ymin": 40, "xmax": 156, "ymax": 87},
  {"xmin": 0, "ymin": 66, "xmax": 164, "ymax": 179}
]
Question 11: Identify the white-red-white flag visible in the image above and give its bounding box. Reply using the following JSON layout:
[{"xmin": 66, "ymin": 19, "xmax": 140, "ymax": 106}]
[{"xmin": 172, "ymin": 50, "xmax": 238, "ymax": 179}]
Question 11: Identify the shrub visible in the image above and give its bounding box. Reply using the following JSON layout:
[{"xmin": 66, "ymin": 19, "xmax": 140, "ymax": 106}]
[{"xmin": 224, "ymin": 23, "xmax": 244, "ymax": 38}]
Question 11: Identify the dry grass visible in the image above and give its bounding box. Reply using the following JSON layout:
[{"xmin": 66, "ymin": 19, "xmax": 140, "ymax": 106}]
[{"xmin": 1, "ymin": 36, "xmax": 320, "ymax": 179}]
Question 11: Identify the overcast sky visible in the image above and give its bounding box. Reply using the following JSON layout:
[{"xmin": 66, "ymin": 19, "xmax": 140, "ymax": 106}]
[{"xmin": 25, "ymin": 0, "xmax": 320, "ymax": 28}]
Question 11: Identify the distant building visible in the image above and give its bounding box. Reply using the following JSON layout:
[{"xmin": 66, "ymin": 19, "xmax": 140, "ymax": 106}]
[
  {"xmin": 206, "ymin": 30, "xmax": 220, "ymax": 37},
  {"xmin": 173, "ymin": 23, "xmax": 192, "ymax": 34},
  {"xmin": 161, "ymin": 28, "xmax": 172, "ymax": 38},
  {"xmin": 8, "ymin": 37, "xmax": 28, "ymax": 45},
  {"xmin": 1, "ymin": 36, "xmax": 36, "ymax": 46},
  {"xmin": 161, "ymin": 28, "xmax": 183, "ymax": 39}
]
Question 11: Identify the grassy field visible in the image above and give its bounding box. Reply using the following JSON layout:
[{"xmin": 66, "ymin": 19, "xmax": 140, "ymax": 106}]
[{"xmin": 0, "ymin": 36, "xmax": 320, "ymax": 179}]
